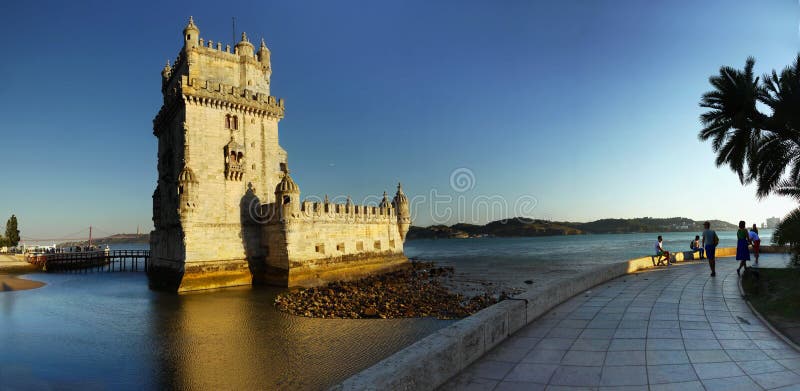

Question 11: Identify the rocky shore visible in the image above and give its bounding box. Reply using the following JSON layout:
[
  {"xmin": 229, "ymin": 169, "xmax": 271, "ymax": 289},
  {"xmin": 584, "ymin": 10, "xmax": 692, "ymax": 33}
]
[{"xmin": 274, "ymin": 261, "xmax": 507, "ymax": 319}]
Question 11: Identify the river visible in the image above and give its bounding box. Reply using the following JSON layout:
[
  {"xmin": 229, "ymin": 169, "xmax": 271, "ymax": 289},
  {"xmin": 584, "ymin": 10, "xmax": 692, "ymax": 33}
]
[{"xmin": 0, "ymin": 229, "xmax": 781, "ymax": 390}]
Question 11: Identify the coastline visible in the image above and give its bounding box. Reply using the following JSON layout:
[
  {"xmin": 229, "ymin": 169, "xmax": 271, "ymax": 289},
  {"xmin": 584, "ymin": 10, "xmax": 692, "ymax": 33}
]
[{"xmin": 0, "ymin": 254, "xmax": 45, "ymax": 291}]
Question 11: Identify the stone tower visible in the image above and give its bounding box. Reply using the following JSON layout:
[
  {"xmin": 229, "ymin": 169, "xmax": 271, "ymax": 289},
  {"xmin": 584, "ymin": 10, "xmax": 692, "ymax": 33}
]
[
  {"xmin": 149, "ymin": 17, "xmax": 287, "ymax": 292},
  {"xmin": 150, "ymin": 18, "xmax": 410, "ymax": 292}
]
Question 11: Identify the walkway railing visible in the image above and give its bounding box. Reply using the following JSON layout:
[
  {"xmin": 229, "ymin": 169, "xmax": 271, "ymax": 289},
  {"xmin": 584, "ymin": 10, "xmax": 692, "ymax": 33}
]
[{"xmin": 25, "ymin": 250, "xmax": 150, "ymax": 272}]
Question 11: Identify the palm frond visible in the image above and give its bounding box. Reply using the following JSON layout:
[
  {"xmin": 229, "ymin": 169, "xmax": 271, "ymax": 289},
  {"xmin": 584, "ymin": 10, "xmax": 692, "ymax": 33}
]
[{"xmin": 697, "ymin": 57, "xmax": 766, "ymax": 182}]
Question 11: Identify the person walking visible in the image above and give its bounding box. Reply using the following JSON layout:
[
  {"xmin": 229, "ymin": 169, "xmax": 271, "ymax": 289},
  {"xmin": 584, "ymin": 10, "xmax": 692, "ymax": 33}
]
[
  {"xmin": 701, "ymin": 221, "xmax": 718, "ymax": 276},
  {"xmin": 736, "ymin": 220, "xmax": 751, "ymax": 276},
  {"xmin": 749, "ymin": 224, "xmax": 761, "ymax": 264}
]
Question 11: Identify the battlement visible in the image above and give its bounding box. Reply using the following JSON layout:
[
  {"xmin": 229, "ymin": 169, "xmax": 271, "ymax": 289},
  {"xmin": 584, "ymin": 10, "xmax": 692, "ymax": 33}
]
[
  {"xmin": 153, "ymin": 73, "xmax": 284, "ymax": 134},
  {"xmin": 162, "ymin": 41, "xmax": 261, "ymax": 94},
  {"xmin": 161, "ymin": 23, "xmax": 272, "ymax": 106},
  {"xmin": 262, "ymin": 199, "xmax": 397, "ymax": 224},
  {"xmin": 182, "ymin": 76, "xmax": 284, "ymax": 116},
  {"xmin": 194, "ymin": 38, "xmax": 263, "ymax": 61}
]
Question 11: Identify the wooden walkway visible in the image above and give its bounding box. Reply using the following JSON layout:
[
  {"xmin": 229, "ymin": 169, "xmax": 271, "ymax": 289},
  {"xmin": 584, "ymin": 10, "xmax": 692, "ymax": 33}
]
[{"xmin": 25, "ymin": 250, "xmax": 150, "ymax": 272}]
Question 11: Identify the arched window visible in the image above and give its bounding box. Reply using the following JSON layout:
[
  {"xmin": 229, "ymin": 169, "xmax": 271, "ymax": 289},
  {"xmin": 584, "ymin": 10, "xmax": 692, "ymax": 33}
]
[
  {"xmin": 233, "ymin": 116, "xmax": 239, "ymax": 130},
  {"xmin": 225, "ymin": 115, "xmax": 231, "ymax": 129},
  {"xmin": 237, "ymin": 152, "xmax": 244, "ymax": 162},
  {"xmin": 230, "ymin": 151, "xmax": 237, "ymax": 162}
]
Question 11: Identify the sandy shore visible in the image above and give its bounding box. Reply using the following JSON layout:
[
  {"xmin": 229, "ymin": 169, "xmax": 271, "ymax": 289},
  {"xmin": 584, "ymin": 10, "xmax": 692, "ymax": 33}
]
[{"xmin": 0, "ymin": 254, "xmax": 45, "ymax": 291}]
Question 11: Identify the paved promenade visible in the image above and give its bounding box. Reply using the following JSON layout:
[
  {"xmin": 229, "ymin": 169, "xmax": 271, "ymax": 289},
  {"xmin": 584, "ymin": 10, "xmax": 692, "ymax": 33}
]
[{"xmin": 443, "ymin": 259, "xmax": 800, "ymax": 390}]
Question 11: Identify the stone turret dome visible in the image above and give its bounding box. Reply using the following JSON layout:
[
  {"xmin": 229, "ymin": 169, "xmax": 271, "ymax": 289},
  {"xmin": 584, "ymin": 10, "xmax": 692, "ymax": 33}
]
[
  {"xmin": 235, "ymin": 32, "xmax": 255, "ymax": 55},
  {"xmin": 275, "ymin": 170, "xmax": 300, "ymax": 194},
  {"xmin": 183, "ymin": 16, "xmax": 200, "ymax": 51},
  {"xmin": 258, "ymin": 38, "xmax": 270, "ymax": 54},
  {"xmin": 162, "ymin": 60, "xmax": 172, "ymax": 78},
  {"xmin": 257, "ymin": 38, "xmax": 271, "ymax": 64},
  {"xmin": 183, "ymin": 16, "xmax": 199, "ymax": 35},
  {"xmin": 379, "ymin": 191, "xmax": 390, "ymax": 208},
  {"xmin": 392, "ymin": 183, "xmax": 408, "ymax": 205},
  {"xmin": 178, "ymin": 167, "xmax": 197, "ymax": 183}
]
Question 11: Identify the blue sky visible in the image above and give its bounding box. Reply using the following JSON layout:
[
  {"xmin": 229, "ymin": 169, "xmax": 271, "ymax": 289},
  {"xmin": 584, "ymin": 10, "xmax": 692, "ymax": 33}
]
[{"xmin": 0, "ymin": 1, "xmax": 798, "ymax": 240}]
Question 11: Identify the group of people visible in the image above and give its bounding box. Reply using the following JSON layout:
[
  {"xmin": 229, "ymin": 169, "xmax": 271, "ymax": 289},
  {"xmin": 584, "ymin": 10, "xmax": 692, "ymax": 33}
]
[{"xmin": 654, "ymin": 221, "xmax": 761, "ymax": 277}]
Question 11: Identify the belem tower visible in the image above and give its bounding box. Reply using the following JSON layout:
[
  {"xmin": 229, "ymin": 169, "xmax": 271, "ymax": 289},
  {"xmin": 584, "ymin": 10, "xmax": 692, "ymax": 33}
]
[{"xmin": 149, "ymin": 17, "xmax": 410, "ymax": 292}]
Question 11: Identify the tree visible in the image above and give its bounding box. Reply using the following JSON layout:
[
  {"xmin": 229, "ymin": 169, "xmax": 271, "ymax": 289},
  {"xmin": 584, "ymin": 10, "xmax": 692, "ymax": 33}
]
[
  {"xmin": 5, "ymin": 215, "xmax": 19, "ymax": 247},
  {"xmin": 698, "ymin": 55, "xmax": 800, "ymax": 253},
  {"xmin": 698, "ymin": 57, "xmax": 764, "ymax": 184}
]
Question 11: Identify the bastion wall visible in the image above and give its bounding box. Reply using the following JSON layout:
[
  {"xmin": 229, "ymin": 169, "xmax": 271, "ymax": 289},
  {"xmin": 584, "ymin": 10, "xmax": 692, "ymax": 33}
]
[{"xmin": 261, "ymin": 201, "xmax": 407, "ymax": 287}]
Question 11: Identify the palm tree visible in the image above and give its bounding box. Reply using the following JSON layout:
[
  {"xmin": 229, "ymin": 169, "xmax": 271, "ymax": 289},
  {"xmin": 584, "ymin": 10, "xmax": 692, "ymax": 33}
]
[
  {"xmin": 699, "ymin": 55, "xmax": 800, "ymax": 256},
  {"xmin": 773, "ymin": 177, "xmax": 800, "ymax": 265},
  {"xmin": 755, "ymin": 56, "xmax": 800, "ymax": 196},
  {"xmin": 698, "ymin": 57, "xmax": 764, "ymax": 184}
]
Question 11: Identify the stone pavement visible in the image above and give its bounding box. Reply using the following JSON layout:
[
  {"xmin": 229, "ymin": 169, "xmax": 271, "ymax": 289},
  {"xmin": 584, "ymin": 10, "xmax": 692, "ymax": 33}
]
[{"xmin": 443, "ymin": 258, "xmax": 800, "ymax": 390}]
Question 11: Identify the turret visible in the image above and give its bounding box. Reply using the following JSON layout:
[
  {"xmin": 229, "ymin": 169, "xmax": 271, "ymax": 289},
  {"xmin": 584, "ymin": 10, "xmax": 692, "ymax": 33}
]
[
  {"xmin": 235, "ymin": 32, "xmax": 255, "ymax": 57},
  {"xmin": 178, "ymin": 166, "xmax": 198, "ymax": 216},
  {"xmin": 257, "ymin": 38, "xmax": 271, "ymax": 66},
  {"xmin": 161, "ymin": 60, "xmax": 172, "ymax": 93},
  {"xmin": 183, "ymin": 16, "xmax": 200, "ymax": 51},
  {"xmin": 161, "ymin": 60, "xmax": 172, "ymax": 79},
  {"xmin": 379, "ymin": 191, "xmax": 390, "ymax": 210},
  {"xmin": 392, "ymin": 183, "xmax": 410, "ymax": 240},
  {"xmin": 274, "ymin": 166, "xmax": 300, "ymax": 218}
]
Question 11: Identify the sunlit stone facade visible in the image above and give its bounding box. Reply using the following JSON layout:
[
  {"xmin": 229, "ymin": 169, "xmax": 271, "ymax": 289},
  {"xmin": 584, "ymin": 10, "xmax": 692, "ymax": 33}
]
[{"xmin": 149, "ymin": 17, "xmax": 409, "ymax": 292}]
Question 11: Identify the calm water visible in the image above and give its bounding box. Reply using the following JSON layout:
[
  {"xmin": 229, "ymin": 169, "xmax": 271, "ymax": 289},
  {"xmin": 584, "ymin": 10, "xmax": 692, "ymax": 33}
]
[
  {"xmin": 0, "ymin": 245, "xmax": 448, "ymax": 390},
  {"xmin": 0, "ymin": 230, "xmax": 777, "ymax": 389},
  {"xmin": 406, "ymin": 229, "xmax": 775, "ymax": 268}
]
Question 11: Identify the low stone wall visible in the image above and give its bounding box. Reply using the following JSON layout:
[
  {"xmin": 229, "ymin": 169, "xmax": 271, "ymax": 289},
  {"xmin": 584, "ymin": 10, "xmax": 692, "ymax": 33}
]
[
  {"xmin": 334, "ymin": 246, "xmax": 745, "ymax": 390},
  {"xmin": 760, "ymin": 245, "xmax": 790, "ymax": 253}
]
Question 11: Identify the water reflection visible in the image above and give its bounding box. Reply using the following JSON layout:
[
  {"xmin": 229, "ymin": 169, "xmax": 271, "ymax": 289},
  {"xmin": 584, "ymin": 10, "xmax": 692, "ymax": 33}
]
[
  {"xmin": 0, "ymin": 273, "xmax": 449, "ymax": 390},
  {"xmin": 151, "ymin": 285, "xmax": 446, "ymax": 390}
]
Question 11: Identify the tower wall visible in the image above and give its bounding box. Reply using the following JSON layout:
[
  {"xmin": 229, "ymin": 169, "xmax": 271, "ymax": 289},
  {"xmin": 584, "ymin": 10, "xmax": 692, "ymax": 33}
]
[
  {"xmin": 149, "ymin": 22, "xmax": 286, "ymax": 292},
  {"xmin": 261, "ymin": 202, "xmax": 407, "ymax": 287}
]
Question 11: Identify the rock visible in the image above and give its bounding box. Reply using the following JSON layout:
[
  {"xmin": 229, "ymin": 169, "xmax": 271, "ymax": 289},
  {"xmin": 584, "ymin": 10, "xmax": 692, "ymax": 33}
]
[{"xmin": 274, "ymin": 260, "xmax": 499, "ymax": 320}]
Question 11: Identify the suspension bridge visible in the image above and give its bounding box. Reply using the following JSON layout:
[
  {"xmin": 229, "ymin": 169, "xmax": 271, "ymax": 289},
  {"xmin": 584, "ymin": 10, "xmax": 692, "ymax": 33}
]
[{"xmin": 19, "ymin": 225, "xmax": 144, "ymax": 247}]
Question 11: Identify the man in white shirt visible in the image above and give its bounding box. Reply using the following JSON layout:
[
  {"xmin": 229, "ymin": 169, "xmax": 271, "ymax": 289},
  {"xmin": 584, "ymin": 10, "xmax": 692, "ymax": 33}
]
[{"xmin": 655, "ymin": 236, "xmax": 671, "ymax": 264}]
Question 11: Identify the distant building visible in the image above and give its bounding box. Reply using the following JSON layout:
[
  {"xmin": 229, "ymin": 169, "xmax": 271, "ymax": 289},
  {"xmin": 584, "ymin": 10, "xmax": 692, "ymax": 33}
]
[
  {"xmin": 766, "ymin": 217, "xmax": 781, "ymax": 229},
  {"xmin": 149, "ymin": 18, "xmax": 410, "ymax": 292}
]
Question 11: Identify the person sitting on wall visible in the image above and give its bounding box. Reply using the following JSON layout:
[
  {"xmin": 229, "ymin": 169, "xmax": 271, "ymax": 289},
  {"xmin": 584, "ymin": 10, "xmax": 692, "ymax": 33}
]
[
  {"xmin": 655, "ymin": 235, "xmax": 671, "ymax": 264},
  {"xmin": 690, "ymin": 235, "xmax": 705, "ymax": 259}
]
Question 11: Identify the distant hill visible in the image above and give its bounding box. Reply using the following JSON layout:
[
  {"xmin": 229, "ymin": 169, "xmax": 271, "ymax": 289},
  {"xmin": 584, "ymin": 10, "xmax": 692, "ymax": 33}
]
[
  {"xmin": 571, "ymin": 217, "xmax": 737, "ymax": 234},
  {"xmin": 59, "ymin": 233, "xmax": 149, "ymax": 248},
  {"xmin": 406, "ymin": 217, "xmax": 737, "ymax": 240},
  {"xmin": 407, "ymin": 218, "xmax": 583, "ymax": 240}
]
